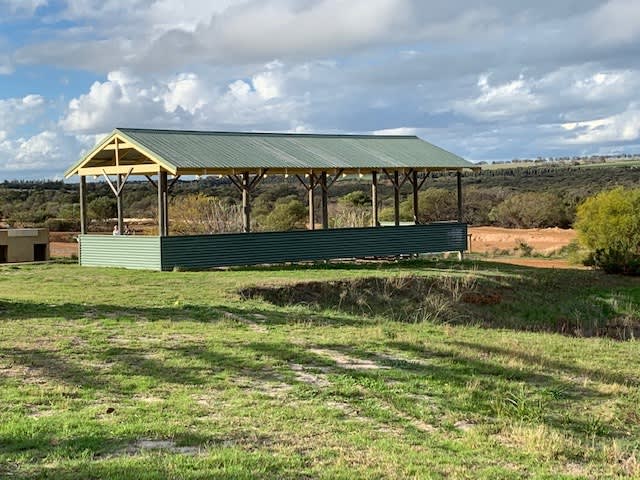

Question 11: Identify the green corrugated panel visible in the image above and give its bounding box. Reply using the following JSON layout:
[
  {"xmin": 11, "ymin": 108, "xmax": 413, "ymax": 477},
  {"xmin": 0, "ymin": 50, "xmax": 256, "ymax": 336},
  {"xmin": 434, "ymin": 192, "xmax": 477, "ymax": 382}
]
[
  {"xmin": 113, "ymin": 128, "xmax": 473, "ymax": 171},
  {"xmin": 79, "ymin": 235, "xmax": 162, "ymax": 270},
  {"xmin": 161, "ymin": 223, "xmax": 467, "ymax": 270}
]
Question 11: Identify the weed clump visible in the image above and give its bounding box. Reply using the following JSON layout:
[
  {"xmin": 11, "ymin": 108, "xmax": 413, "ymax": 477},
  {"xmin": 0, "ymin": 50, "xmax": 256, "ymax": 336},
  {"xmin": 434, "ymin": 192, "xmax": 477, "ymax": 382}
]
[{"xmin": 241, "ymin": 274, "xmax": 481, "ymax": 324}]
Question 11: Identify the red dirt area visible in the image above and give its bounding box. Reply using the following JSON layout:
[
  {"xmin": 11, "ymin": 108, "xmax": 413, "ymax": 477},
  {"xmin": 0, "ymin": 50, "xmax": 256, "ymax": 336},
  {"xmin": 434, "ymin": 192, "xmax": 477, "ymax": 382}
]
[
  {"xmin": 49, "ymin": 232, "xmax": 78, "ymax": 258},
  {"xmin": 468, "ymin": 226, "xmax": 580, "ymax": 269},
  {"xmin": 469, "ymin": 226, "xmax": 576, "ymax": 254}
]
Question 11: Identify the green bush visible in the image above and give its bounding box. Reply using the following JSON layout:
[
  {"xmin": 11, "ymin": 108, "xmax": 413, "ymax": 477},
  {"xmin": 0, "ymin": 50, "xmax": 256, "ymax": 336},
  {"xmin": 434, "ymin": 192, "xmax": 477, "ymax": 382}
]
[
  {"xmin": 260, "ymin": 197, "xmax": 307, "ymax": 231},
  {"xmin": 575, "ymin": 187, "xmax": 640, "ymax": 275},
  {"xmin": 380, "ymin": 188, "xmax": 457, "ymax": 223},
  {"xmin": 88, "ymin": 197, "xmax": 117, "ymax": 221},
  {"xmin": 489, "ymin": 192, "xmax": 569, "ymax": 228},
  {"xmin": 45, "ymin": 218, "xmax": 80, "ymax": 232}
]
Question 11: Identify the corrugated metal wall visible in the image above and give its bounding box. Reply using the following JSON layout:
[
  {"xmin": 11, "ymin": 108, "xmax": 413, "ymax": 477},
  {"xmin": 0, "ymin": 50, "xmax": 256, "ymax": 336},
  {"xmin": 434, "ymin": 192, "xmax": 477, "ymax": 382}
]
[
  {"xmin": 161, "ymin": 223, "xmax": 467, "ymax": 270},
  {"xmin": 79, "ymin": 235, "xmax": 162, "ymax": 270}
]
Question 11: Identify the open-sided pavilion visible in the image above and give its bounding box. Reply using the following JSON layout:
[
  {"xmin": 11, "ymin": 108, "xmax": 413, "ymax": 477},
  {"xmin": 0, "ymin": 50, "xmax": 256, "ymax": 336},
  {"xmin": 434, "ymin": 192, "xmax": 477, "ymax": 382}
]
[{"xmin": 65, "ymin": 128, "xmax": 479, "ymax": 270}]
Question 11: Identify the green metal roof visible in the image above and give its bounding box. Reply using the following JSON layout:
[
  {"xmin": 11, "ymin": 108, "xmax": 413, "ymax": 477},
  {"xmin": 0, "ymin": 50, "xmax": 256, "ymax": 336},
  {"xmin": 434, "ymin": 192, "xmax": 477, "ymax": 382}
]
[{"xmin": 66, "ymin": 128, "xmax": 477, "ymax": 177}]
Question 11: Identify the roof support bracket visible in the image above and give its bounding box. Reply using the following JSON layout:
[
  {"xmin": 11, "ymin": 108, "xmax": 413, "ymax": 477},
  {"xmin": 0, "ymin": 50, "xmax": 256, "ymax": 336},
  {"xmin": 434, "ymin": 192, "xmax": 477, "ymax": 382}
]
[
  {"xmin": 102, "ymin": 167, "xmax": 133, "ymax": 197},
  {"xmin": 382, "ymin": 168, "xmax": 411, "ymax": 189},
  {"xmin": 144, "ymin": 174, "xmax": 158, "ymax": 190},
  {"xmin": 168, "ymin": 175, "xmax": 182, "ymax": 193}
]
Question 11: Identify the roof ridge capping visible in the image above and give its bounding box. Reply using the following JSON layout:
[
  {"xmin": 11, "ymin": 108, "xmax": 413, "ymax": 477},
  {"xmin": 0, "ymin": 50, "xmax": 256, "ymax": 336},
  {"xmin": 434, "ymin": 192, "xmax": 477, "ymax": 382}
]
[{"xmin": 115, "ymin": 127, "xmax": 418, "ymax": 139}]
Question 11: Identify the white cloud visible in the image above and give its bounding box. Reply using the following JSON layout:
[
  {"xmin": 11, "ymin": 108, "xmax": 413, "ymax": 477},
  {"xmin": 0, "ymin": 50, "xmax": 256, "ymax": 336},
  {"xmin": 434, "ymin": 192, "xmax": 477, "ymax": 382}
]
[
  {"xmin": 562, "ymin": 105, "xmax": 640, "ymax": 144},
  {"xmin": 569, "ymin": 71, "xmax": 638, "ymax": 102},
  {"xmin": 373, "ymin": 127, "xmax": 419, "ymax": 136},
  {"xmin": 163, "ymin": 73, "xmax": 211, "ymax": 114},
  {"xmin": 0, "ymin": 94, "xmax": 46, "ymax": 132},
  {"xmin": 60, "ymin": 62, "xmax": 311, "ymax": 134},
  {"xmin": 0, "ymin": 130, "xmax": 67, "ymax": 172},
  {"xmin": 453, "ymin": 74, "xmax": 543, "ymax": 120}
]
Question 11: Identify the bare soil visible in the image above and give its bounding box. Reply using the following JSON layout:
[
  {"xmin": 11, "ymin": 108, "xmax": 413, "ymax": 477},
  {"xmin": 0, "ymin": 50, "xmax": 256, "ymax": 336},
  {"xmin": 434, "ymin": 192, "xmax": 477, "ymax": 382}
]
[
  {"xmin": 468, "ymin": 226, "xmax": 576, "ymax": 254},
  {"xmin": 468, "ymin": 226, "xmax": 578, "ymax": 269}
]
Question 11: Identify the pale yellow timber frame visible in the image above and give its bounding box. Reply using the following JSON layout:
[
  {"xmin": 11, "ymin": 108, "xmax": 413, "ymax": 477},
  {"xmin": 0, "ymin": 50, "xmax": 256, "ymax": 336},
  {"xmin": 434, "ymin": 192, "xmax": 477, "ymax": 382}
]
[{"xmin": 66, "ymin": 130, "xmax": 178, "ymax": 178}]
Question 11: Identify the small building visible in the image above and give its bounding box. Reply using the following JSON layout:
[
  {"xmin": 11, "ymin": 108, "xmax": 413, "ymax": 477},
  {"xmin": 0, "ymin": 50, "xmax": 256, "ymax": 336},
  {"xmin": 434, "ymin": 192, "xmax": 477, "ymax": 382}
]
[{"xmin": 0, "ymin": 228, "xmax": 49, "ymax": 263}]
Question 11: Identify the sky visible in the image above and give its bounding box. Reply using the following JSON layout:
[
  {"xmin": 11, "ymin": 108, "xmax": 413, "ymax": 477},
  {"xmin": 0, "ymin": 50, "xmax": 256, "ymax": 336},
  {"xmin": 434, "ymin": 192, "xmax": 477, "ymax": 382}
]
[{"xmin": 0, "ymin": 0, "xmax": 639, "ymax": 180}]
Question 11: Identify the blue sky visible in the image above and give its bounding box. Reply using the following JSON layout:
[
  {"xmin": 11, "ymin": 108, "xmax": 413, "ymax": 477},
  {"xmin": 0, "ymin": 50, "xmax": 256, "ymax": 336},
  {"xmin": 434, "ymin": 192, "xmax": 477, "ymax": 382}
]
[{"xmin": 1, "ymin": 0, "xmax": 640, "ymax": 179}]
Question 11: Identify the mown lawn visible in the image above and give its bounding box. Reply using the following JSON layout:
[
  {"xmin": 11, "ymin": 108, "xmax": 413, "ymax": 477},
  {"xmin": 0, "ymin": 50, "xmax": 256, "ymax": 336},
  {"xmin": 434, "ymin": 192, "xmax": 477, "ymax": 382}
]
[{"xmin": 0, "ymin": 260, "xmax": 639, "ymax": 479}]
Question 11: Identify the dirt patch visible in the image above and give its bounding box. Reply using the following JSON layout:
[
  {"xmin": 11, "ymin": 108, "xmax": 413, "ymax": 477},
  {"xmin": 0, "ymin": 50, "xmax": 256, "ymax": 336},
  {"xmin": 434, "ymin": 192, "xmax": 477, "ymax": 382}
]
[
  {"xmin": 469, "ymin": 226, "xmax": 576, "ymax": 254},
  {"xmin": 486, "ymin": 257, "xmax": 584, "ymax": 270},
  {"xmin": 289, "ymin": 363, "xmax": 331, "ymax": 387},
  {"xmin": 50, "ymin": 242, "xmax": 78, "ymax": 258},
  {"xmin": 125, "ymin": 439, "xmax": 201, "ymax": 455},
  {"xmin": 309, "ymin": 348, "xmax": 389, "ymax": 371},
  {"xmin": 220, "ymin": 310, "xmax": 267, "ymax": 333}
]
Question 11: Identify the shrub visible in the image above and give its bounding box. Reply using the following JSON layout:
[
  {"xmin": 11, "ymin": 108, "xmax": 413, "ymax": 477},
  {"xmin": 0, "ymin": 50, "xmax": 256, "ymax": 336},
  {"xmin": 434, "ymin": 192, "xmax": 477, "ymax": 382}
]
[
  {"xmin": 260, "ymin": 197, "xmax": 307, "ymax": 231},
  {"xmin": 489, "ymin": 192, "xmax": 569, "ymax": 228},
  {"xmin": 88, "ymin": 197, "xmax": 117, "ymax": 221},
  {"xmin": 380, "ymin": 188, "xmax": 458, "ymax": 223},
  {"xmin": 170, "ymin": 193, "xmax": 242, "ymax": 234},
  {"xmin": 45, "ymin": 218, "xmax": 80, "ymax": 232},
  {"xmin": 575, "ymin": 187, "xmax": 640, "ymax": 274},
  {"xmin": 331, "ymin": 193, "xmax": 372, "ymax": 228}
]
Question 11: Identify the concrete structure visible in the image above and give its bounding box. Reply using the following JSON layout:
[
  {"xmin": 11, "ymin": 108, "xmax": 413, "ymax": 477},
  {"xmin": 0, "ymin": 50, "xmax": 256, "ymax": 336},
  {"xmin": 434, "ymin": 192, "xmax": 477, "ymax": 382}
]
[
  {"xmin": 0, "ymin": 228, "xmax": 49, "ymax": 263},
  {"xmin": 65, "ymin": 128, "xmax": 478, "ymax": 270}
]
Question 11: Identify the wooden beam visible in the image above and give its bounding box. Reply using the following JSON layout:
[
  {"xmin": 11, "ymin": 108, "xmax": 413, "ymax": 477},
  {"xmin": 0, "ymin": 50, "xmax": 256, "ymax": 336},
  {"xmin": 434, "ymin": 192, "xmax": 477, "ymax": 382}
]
[
  {"xmin": 102, "ymin": 171, "xmax": 118, "ymax": 197},
  {"xmin": 242, "ymin": 172, "xmax": 251, "ymax": 233},
  {"xmin": 114, "ymin": 137, "xmax": 119, "ymax": 167},
  {"xmin": 144, "ymin": 175, "xmax": 157, "ymax": 189},
  {"xmin": 393, "ymin": 170, "xmax": 400, "ymax": 226},
  {"xmin": 228, "ymin": 174, "xmax": 243, "ymax": 191},
  {"xmin": 457, "ymin": 171, "xmax": 463, "ymax": 223},
  {"xmin": 371, "ymin": 171, "xmax": 379, "ymax": 227},
  {"xmin": 158, "ymin": 171, "xmax": 168, "ymax": 236},
  {"xmin": 103, "ymin": 142, "xmax": 136, "ymax": 150},
  {"xmin": 168, "ymin": 175, "xmax": 181, "ymax": 192},
  {"xmin": 412, "ymin": 170, "xmax": 419, "ymax": 225},
  {"xmin": 326, "ymin": 169, "xmax": 344, "ymax": 189},
  {"xmin": 79, "ymin": 176, "xmax": 88, "ymax": 235},
  {"xmin": 79, "ymin": 164, "xmax": 161, "ymax": 176},
  {"xmin": 249, "ymin": 169, "xmax": 268, "ymax": 189},
  {"xmin": 294, "ymin": 173, "xmax": 318, "ymax": 230},
  {"xmin": 417, "ymin": 172, "xmax": 429, "ymax": 191},
  {"xmin": 320, "ymin": 171, "xmax": 329, "ymax": 229},
  {"xmin": 116, "ymin": 174, "xmax": 124, "ymax": 235}
]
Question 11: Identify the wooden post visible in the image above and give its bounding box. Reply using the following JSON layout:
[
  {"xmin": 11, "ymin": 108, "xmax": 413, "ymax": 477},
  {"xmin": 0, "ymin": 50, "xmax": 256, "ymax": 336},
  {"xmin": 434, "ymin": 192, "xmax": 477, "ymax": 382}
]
[
  {"xmin": 158, "ymin": 171, "xmax": 167, "ymax": 236},
  {"xmin": 79, "ymin": 175, "xmax": 88, "ymax": 234},
  {"xmin": 308, "ymin": 173, "xmax": 316, "ymax": 230},
  {"xmin": 371, "ymin": 171, "xmax": 379, "ymax": 227},
  {"xmin": 163, "ymin": 176, "xmax": 169, "ymax": 236},
  {"xmin": 457, "ymin": 171, "xmax": 464, "ymax": 261},
  {"xmin": 320, "ymin": 171, "xmax": 328, "ymax": 229},
  {"xmin": 393, "ymin": 170, "xmax": 400, "ymax": 226},
  {"xmin": 457, "ymin": 171, "xmax": 463, "ymax": 223},
  {"xmin": 412, "ymin": 170, "xmax": 419, "ymax": 225},
  {"xmin": 116, "ymin": 173, "xmax": 124, "ymax": 235},
  {"xmin": 242, "ymin": 172, "xmax": 251, "ymax": 233}
]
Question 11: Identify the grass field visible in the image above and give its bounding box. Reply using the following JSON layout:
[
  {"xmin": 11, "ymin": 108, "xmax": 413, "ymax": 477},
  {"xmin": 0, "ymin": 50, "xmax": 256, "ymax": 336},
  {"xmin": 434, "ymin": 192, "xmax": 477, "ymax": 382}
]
[{"xmin": 1, "ymin": 260, "xmax": 639, "ymax": 479}]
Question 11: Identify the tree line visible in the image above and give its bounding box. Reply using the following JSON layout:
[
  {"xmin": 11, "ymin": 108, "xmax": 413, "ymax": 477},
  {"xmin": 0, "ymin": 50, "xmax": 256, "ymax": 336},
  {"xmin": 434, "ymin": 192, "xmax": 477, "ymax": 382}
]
[{"xmin": 2, "ymin": 164, "xmax": 640, "ymax": 231}]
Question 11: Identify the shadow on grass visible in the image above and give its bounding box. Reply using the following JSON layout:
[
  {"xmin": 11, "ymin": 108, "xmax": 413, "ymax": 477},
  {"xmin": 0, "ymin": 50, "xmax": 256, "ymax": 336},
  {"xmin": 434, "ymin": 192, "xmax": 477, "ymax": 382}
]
[
  {"xmin": 448, "ymin": 339, "xmax": 639, "ymax": 387},
  {"xmin": 237, "ymin": 339, "xmax": 632, "ymax": 439},
  {"xmin": 0, "ymin": 299, "xmax": 367, "ymax": 327}
]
